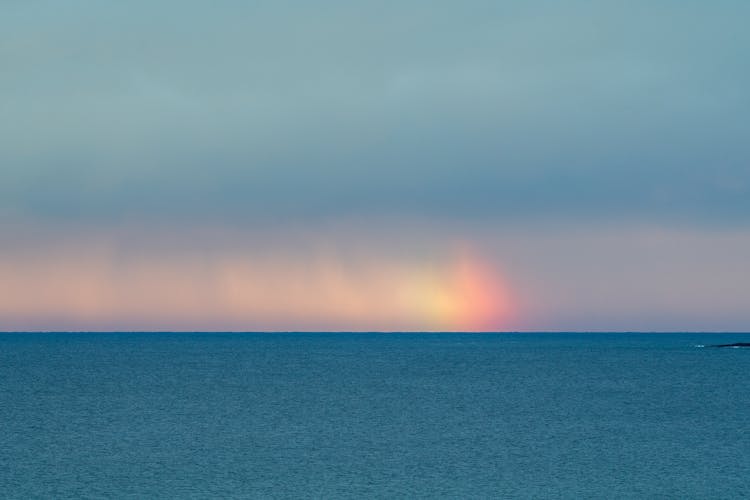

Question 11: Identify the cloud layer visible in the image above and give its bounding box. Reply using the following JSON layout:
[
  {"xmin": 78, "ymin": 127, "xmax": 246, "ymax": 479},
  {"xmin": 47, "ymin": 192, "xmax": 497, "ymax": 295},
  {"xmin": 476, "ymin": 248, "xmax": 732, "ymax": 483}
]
[
  {"xmin": 2, "ymin": 2, "xmax": 749, "ymax": 330},
  {"xmin": 2, "ymin": 1, "xmax": 748, "ymax": 224}
]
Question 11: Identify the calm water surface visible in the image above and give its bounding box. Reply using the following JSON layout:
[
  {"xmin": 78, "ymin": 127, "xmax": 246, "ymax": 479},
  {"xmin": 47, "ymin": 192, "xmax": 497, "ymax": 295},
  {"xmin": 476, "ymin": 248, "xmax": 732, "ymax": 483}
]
[{"xmin": 1, "ymin": 333, "xmax": 749, "ymax": 498}]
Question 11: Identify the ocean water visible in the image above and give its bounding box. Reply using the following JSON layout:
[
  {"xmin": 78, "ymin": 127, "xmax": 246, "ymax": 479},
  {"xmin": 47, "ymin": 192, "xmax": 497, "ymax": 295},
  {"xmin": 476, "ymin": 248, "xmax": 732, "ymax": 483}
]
[{"xmin": 1, "ymin": 333, "xmax": 749, "ymax": 499}]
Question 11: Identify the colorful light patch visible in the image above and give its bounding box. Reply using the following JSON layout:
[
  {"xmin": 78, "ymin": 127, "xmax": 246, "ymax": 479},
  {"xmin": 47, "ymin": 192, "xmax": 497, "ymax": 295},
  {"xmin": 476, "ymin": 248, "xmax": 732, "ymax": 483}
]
[{"xmin": 0, "ymin": 242, "xmax": 516, "ymax": 331}]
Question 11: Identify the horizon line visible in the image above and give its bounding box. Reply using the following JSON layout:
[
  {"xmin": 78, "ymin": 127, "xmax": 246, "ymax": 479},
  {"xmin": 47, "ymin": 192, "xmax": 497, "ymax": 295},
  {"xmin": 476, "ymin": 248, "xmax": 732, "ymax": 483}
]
[{"xmin": 1, "ymin": 331, "xmax": 749, "ymax": 335}]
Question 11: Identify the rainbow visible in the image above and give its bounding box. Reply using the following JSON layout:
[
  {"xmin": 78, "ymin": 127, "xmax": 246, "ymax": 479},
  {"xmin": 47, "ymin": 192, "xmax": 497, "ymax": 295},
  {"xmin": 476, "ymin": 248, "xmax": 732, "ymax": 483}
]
[
  {"xmin": 0, "ymin": 241, "xmax": 516, "ymax": 331},
  {"xmin": 399, "ymin": 248, "xmax": 514, "ymax": 331}
]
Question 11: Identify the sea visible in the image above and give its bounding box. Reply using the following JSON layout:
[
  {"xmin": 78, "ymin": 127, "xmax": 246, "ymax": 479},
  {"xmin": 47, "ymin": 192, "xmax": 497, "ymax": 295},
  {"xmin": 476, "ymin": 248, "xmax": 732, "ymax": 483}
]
[{"xmin": 1, "ymin": 332, "xmax": 749, "ymax": 499}]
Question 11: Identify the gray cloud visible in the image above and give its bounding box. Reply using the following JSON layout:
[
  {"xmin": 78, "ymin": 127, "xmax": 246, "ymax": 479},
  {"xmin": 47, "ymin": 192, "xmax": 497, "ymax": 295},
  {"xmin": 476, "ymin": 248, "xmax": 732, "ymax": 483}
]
[{"xmin": 1, "ymin": 0, "xmax": 748, "ymax": 225}]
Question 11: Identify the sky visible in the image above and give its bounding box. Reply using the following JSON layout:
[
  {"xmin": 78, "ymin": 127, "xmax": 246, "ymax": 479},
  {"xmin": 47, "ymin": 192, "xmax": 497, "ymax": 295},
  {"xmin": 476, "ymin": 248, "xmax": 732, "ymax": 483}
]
[{"xmin": 1, "ymin": 1, "xmax": 749, "ymax": 331}]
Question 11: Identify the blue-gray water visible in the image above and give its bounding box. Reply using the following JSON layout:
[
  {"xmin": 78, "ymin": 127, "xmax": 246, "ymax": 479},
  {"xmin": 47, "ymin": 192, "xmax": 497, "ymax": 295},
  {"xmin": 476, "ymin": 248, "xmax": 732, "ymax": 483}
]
[{"xmin": 1, "ymin": 333, "xmax": 749, "ymax": 499}]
